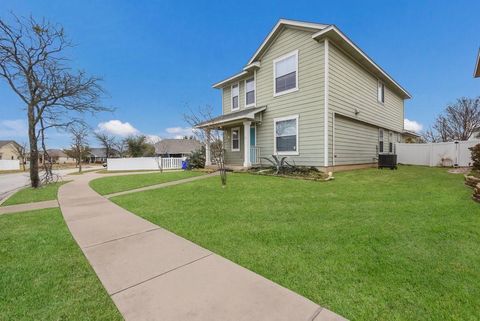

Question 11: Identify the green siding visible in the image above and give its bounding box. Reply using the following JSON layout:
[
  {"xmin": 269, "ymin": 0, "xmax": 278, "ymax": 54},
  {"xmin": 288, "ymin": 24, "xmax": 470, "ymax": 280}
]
[
  {"xmin": 223, "ymin": 126, "xmax": 244, "ymax": 165},
  {"xmin": 254, "ymin": 27, "xmax": 325, "ymax": 167},
  {"xmin": 327, "ymin": 42, "xmax": 405, "ymax": 166}
]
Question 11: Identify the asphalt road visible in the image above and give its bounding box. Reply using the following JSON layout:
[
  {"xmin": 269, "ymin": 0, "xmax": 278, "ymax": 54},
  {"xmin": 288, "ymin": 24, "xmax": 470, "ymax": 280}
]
[{"xmin": 0, "ymin": 166, "xmax": 101, "ymax": 203}]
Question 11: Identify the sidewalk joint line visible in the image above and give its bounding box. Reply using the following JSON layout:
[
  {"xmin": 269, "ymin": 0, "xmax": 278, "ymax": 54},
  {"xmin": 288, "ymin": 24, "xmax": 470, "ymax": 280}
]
[
  {"xmin": 307, "ymin": 307, "xmax": 323, "ymax": 321},
  {"xmin": 82, "ymin": 227, "xmax": 161, "ymax": 249},
  {"xmin": 110, "ymin": 253, "xmax": 213, "ymax": 297}
]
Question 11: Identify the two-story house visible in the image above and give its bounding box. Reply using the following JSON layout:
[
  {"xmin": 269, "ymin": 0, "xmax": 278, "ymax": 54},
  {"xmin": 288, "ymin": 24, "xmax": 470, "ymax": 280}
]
[{"xmin": 197, "ymin": 19, "xmax": 411, "ymax": 171}]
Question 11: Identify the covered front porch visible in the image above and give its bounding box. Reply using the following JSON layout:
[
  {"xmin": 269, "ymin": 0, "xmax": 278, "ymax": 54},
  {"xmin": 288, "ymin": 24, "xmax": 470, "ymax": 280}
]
[{"xmin": 196, "ymin": 106, "xmax": 265, "ymax": 168}]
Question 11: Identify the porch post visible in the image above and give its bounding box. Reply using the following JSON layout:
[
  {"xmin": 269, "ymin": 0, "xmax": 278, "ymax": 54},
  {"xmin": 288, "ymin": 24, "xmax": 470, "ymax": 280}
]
[
  {"xmin": 205, "ymin": 129, "xmax": 212, "ymax": 166},
  {"xmin": 243, "ymin": 121, "xmax": 251, "ymax": 168}
]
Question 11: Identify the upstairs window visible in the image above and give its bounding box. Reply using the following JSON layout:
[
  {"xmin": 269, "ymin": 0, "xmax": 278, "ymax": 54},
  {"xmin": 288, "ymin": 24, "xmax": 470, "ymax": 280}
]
[
  {"xmin": 231, "ymin": 83, "xmax": 239, "ymax": 110},
  {"xmin": 379, "ymin": 129, "xmax": 384, "ymax": 153},
  {"xmin": 274, "ymin": 115, "xmax": 299, "ymax": 155},
  {"xmin": 245, "ymin": 77, "xmax": 255, "ymax": 107},
  {"xmin": 231, "ymin": 127, "xmax": 240, "ymax": 151},
  {"xmin": 274, "ymin": 50, "xmax": 298, "ymax": 96},
  {"xmin": 377, "ymin": 80, "xmax": 385, "ymax": 103}
]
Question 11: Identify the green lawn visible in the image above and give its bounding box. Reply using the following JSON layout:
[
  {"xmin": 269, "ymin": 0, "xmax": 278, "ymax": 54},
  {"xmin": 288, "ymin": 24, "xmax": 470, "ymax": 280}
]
[
  {"xmin": 112, "ymin": 166, "xmax": 480, "ymax": 321},
  {"xmin": 2, "ymin": 181, "xmax": 68, "ymax": 206},
  {"xmin": 0, "ymin": 208, "xmax": 122, "ymax": 321},
  {"xmin": 89, "ymin": 170, "xmax": 204, "ymax": 195}
]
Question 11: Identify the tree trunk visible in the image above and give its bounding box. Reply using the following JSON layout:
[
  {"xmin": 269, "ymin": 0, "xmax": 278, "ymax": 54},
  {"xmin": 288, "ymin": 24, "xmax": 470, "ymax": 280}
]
[{"xmin": 28, "ymin": 105, "xmax": 40, "ymax": 188}]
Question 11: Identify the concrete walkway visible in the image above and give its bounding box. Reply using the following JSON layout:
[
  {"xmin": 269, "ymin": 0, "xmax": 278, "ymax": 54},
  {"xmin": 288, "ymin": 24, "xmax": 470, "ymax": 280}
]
[
  {"xmin": 58, "ymin": 172, "xmax": 347, "ymax": 321},
  {"xmin": 0, "ymin": 200, "xmax": 58, "ymax": 215}
]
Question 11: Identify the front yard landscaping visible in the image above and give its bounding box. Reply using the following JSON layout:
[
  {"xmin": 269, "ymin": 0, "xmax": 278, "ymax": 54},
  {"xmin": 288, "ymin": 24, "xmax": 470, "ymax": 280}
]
[
  {"xmin": 1, "ymin": 181, "xmax": 68, "ymax": 206},
  {"xmin": 89, "ymin": 170, "xmax": 204, "ymax": 195},
  {"xmin": 0, "ymin": 208, "xmax": 121, "ymax": 321},
  {"xmin": 111, "ymin": 166, "xmax": 480, "ymax": 321}
]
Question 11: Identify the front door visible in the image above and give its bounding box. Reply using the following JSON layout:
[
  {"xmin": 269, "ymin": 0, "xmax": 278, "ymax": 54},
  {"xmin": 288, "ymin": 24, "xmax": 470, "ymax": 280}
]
[{"xmin": 250, "ymin": 126, "xmax": 256, "ymax": 164}]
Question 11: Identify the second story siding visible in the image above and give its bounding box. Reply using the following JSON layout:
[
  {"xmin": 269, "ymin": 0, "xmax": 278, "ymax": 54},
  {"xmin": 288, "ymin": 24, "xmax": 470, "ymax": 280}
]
[{"xmin": 328, "ymin": 43, "xmax": 404, "ymax": 132}]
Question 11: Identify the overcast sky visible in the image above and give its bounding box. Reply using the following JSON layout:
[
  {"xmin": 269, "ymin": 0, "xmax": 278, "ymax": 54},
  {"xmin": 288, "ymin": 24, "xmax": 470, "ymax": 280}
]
[{"xmin": 0, "ymin": 0, "xmax": 479, "ymax": 147}]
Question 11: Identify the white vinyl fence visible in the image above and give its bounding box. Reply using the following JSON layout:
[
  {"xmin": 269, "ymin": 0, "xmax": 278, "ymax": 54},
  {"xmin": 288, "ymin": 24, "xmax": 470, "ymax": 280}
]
[
  {"xmin": 0, "ymin": 160, "xmax": 20, "ymax": 170},
  {"xmin": 107, "ymin": 157, "xmax": 184, "ymax": 171},
  {"xmin": 397, "ymin": 140, "xmax": 479, "ymax": 167}
]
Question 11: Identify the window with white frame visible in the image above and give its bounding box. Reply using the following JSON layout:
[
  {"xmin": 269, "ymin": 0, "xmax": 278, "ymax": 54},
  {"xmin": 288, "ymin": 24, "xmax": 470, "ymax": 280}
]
[
  {"xmin": 231, "ymin": 127, "xmax": 240, "ymax": 151},
  {"xmin": 274, "ymin": 115, "xmax": 298, "ymax": 154},
  {"xmin": 378, "ymin": 129, "xmax": 384, "ymax": 153},
  {"xmin": 231, "ymin": 83, "xmax": 239, "ymax": 110},
  {"xmin": 377, "ymin": 80, "xmax": 385, "ymax": 103},
  {"xmin": 245, "ymin": 77, "xmax": 255, "ymax": 107},
  {"xmin": 274, "ymin": 50, "xmax": 298, "ymax": 95}
]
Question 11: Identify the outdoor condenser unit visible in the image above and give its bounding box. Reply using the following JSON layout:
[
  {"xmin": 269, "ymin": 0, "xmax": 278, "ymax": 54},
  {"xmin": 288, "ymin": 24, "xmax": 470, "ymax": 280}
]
[{"xmin": 378, "ymin": 154, "xmax": 398, "ymax": 170}]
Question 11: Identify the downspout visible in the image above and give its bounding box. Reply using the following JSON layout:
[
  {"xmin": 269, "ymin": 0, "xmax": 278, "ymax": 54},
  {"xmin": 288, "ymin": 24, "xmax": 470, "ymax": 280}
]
[{"xmin": 324, "ymin": 38, "xmax": 330, "ymax": 168}]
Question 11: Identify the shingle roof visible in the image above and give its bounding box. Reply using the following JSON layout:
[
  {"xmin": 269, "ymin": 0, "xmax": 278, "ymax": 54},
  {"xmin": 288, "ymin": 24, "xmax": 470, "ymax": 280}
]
[
  {"xmin": 154, "ymin": 139, "xmax": 203, "ymax": 155},
  {"xmin": 46, "ymin": 149, "xmax": 67, "ymax": 157},
  {"xmin": 0, "ymin": 140, "xmax": 20, "ymax": 149},
  {"xmin": 196, "ymin": 106, "xmax": 267, "ymax": 128}
]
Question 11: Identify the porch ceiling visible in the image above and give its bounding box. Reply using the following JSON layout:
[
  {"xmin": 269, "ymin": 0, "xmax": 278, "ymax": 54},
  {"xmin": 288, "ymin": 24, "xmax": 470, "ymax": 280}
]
[{"xmin": 196, "ymin": 106, "xmax": 266, "ymax": 129}]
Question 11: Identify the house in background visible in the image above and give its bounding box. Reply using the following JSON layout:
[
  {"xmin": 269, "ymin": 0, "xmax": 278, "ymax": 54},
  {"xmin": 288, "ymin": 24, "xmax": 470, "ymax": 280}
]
[
  {"xmin": 197, "ymin": 19, "xmax": 411, "ymax": 171},
  {"xmin": 474, "ymin": 48, "xmax": 480, "ymax": 78},
  {"xmin": 87, "ymin": 148, "xmax": 112, "ymax": 163},
  {"xmin": 154, "ymin": 139, "xmax": 203, "ymax": 158},
  {"xmin": 43, "ymin": 149, "xmax": 76, "ymax": 164},
  {"xmin": 0, "ymin": 140, "xmax": 21, "ymax": 160},
  {"xmin": 401, "ymin": 130, "xmax": 422, "ymax": 143}
]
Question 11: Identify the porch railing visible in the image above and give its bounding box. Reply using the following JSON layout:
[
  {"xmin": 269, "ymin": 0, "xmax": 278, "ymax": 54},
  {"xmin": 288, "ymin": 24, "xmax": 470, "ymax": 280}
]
[{"xmin": 250, "ymin": 146, "xmax": 261, "ymax": 165}]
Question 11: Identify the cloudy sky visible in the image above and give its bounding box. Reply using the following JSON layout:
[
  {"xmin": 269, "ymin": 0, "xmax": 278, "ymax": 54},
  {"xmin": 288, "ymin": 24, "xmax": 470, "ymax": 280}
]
[{"xmin": 0, "ymin": 0, "xmax": 478, "ymax": 147}]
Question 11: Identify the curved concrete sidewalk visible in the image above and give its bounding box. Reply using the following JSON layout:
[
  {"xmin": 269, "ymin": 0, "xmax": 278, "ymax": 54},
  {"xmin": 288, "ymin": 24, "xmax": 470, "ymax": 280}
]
[{"xmin": 58, "ymin": 172, "xmax": 347, "ymax": 321}]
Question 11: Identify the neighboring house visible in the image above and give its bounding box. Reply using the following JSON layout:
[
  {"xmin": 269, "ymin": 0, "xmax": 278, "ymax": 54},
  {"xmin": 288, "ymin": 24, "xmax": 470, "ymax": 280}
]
[
  {"xmin": 474, "ymin": 48, "xmax": 480, "ymax": 78},
  {"xmin": 197, "ymin": 19, "xmax": 411, "ymax": 171},
  {"xmin": 154, "ymin": 139, "xmax": 203, "ymax": 157},
  {"xmin": 44, "ymin": 149, "xmax": 76, "ymax": 164},
  {"xmin": 0, "ymin": 140, "xmax": 21, "ymax": 160},
  {"xmin": 401, "ymin": 130, "xmax": 422, "ymax": 143},
  {"xmin": 87, "ymin": 148, "xmax": 112, "ymax": 163}
]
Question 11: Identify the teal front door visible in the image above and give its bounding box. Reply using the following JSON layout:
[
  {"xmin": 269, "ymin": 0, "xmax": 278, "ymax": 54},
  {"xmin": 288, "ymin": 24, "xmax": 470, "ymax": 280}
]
[
  {"xmin": 250, "ymin": 126, "xmax": 256, "ymax": 164},
  {"xmin": 250, "ymin": 126, "xmax": 256, "ymax": 146}
]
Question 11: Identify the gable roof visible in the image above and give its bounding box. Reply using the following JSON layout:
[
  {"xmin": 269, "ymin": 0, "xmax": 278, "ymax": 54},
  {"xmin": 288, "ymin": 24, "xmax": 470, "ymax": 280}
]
[
  {"xmin": 0, "ymin": 140, "xmax": 20, "ymax": 149},
  {"xmin": 154, "ymin": 139, "xmax": 203, "ymax": 155},
  {"xmin": 212, "ymin": 19, "xmax": 411, "ymax": 99},
  {"xmin": 475, "ymin": 48, "xmax": 480, "ymax": 78},
  {"xmin": 46, "ymin": 149, "xmax": 67, "ymax": 157}
]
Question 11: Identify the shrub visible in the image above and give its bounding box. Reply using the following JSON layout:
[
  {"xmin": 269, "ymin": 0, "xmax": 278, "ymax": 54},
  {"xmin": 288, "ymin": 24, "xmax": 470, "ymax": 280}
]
[
  {"xmin": 187, "ymin": 146, "xmax": 206, "ymax": 169},
  {"xmin": 470, "ymin": 143, "xmax": 480, "ymax": 171}
]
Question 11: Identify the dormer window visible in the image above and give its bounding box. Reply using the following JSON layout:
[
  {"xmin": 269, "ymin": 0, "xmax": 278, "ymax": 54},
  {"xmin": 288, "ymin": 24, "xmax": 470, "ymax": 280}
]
[
  {"xmin": 377, "ymin": 80, "xmax": 385, "ymax": 103},
  {"xmin": 274, "ymin": 50, "xmax": 298, "ymax": 96},
  {"xmin": 245, "ymin": 77, "xmax": 255, "ymax": 107},
  {"xmin": 231, "ymin": 83, "xmax": 239, "ymax": 110}
]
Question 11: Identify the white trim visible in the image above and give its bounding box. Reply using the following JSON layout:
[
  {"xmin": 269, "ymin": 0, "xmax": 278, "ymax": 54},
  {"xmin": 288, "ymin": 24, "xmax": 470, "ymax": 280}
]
[
  {"xmin": 243, "ymin": 61, "xmax": 261, "ymax": 71},
  {"xmin": 231, "ymin": 127, "xmax": 240, "ymax": 152},
  {"xmin": 273, "ymin": 114, "xmax": 299, "ymax": 156},
  {"xmin": 332, "ymin": 114, "xmax": 335, "ymax": 166},
  {"xmin": 244, "ymin": 76, "xmax": 256, "ymax": 108},
  {"xmin": 247, "ymin": 19, "xmax": 328, "ymax": 65},
  {"xmin": 273, "ymin": 50, "xmax": 299, "ymax": 97},
  {"xmin": 312, "ymin": 25, "xmax": 411, "ymax": 99},
  {"xmin": 212, "ymin": 71, "xmax": 248, "ymax": 89},
  {"xmin": 243, "ymin": 121, "xmax": 252, "ymax": 167},
  {"xmin": 324, "ymin": 39, "xmax": 329, "ymax": 167},
  {"xmin": 231, "ymin": 83, "xmax": 240, "ymax": 111},
  {"xmin": 378, "ymin": 128, "xmax": 384, "ymax": 154}
]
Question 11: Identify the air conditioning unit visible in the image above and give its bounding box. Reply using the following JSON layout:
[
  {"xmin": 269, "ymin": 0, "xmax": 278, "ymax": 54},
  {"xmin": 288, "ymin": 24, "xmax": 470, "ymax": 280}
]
[{"xmin": 378, "ymin": 154, "xmax": 397, "ymax": 170}]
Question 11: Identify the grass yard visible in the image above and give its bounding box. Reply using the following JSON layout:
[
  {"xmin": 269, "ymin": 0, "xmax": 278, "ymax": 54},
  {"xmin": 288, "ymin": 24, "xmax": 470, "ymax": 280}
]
[
  {"xmin": 112, "ymin": 166, "xmax": 480, "ymax": 321},
  {"xmin": 89, "ymin": 170, "xmax": 204, "ymax": 195},
  {"xmin": 2, "ymin": 181, "xmax": 68, "ymax": 206},
  {"xmin": 0, "ymin": 208, "xmax": 121, "ymax": 321}
]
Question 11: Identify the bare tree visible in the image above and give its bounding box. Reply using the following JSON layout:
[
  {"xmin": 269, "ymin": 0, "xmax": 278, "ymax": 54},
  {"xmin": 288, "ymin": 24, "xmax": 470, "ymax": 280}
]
[
  {"xmin": 114, "ymin": 138, "xmax": 127, "ymax": 157},
  {"xmin": 432, "ymin": 97, "xmax": 480, "ymax": 142},
  {"xmin": 94, "ymin": 132, "xmax": 116, "ymax": 158},
  {"xmin": 0, "ymin": 15, "xmax": 111, "ymax": 187},
  {"xmin": 65, "ymin": 123, "xmax": 90, "ymax": 173},
  {"xmin": 420, "ymin": 127, "xmax": 440, "ymax": 143},
  {"xmin": 13, "ymin": 141, "xmax": 28, "ymax": 171},
  {"xmin": 184, "ymin": 105, "xmax": 227, "ymax": 186}
]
